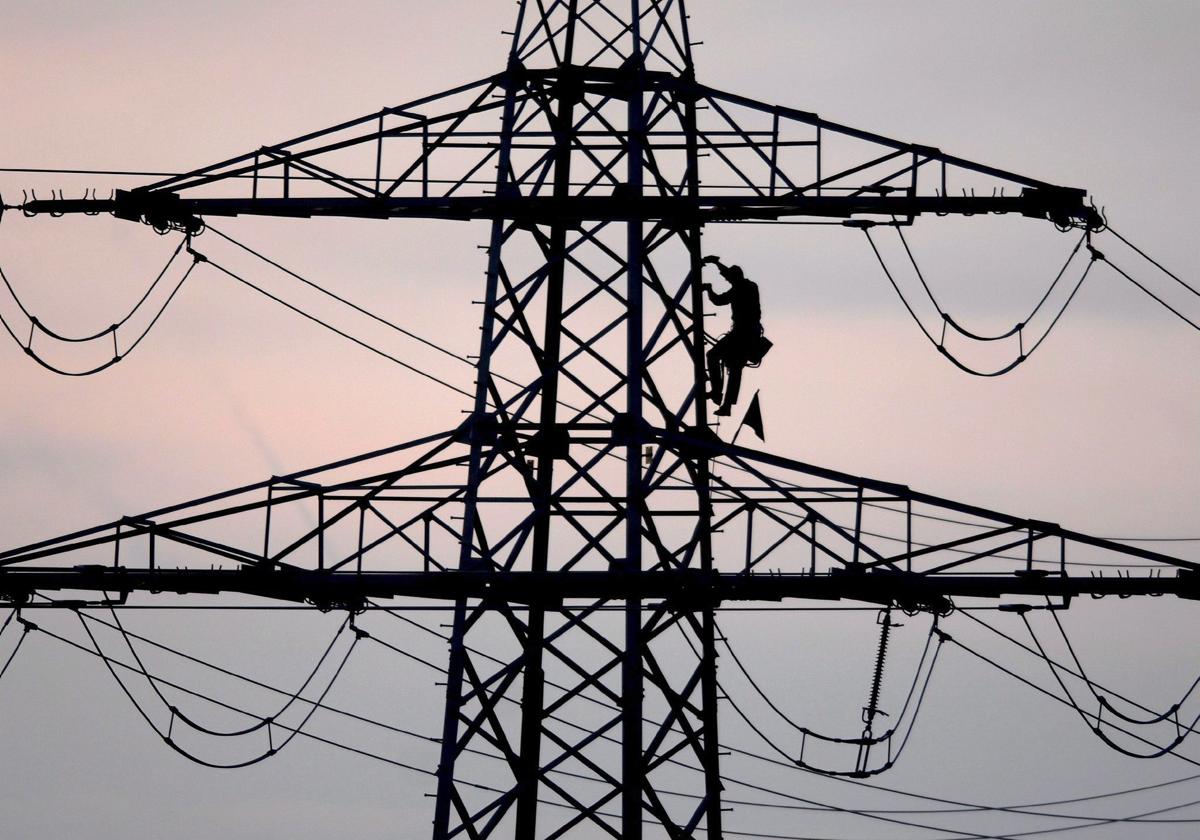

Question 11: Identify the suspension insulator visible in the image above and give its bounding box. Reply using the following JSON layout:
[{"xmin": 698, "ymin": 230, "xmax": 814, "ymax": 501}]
[{"xmin": 862, "ymin": 608, "xmax": 894, "ymax": 729}]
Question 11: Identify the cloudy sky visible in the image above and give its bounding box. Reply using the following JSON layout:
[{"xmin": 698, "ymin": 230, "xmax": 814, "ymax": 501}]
[{"xmin": 1, "ymin": 2, "xmax": 1198, "ymax": 839}]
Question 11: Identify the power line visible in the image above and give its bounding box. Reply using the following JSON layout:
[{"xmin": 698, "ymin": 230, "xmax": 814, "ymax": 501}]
[
  {"xmin": 0, "ymin": 609, "xmax": 29, "ymax": 681},
  {"xmin": 369, "ymin": 601, "xmax": 1192, "ymax": 828},
  {"xmin": 19, "ymin": 606, "xmax": 987, "ymax": 838},
  {"xmin": 0, "ymin": 241, "xmax": 198, "ymax": 376},
  {"xmin": 187, "ymin": 234, "xmax": 1058, "ymax": 575},
  {"xmin": 196, "ymin": 250, "xmax": 477, "ymax": 399},
  {"xmin": 20, "ymin": 610, "xmax": 1081, "ymax": 840},
  {"xmin": 965, "ymin": 609, "xmax": 1200, "ymax": 746},
  {"xmin": 684, "ymin": 618, "xmax": 945, "ymax": 782},
  {"xmin": 106, "ymin": 604, "xmax": 353, "ymax": 738},
  {"xmin": 74, "ymin": 607, "xmax": 360, "ymax": 769},
  {"xmin": 1093, "ymin": 250, "xmax": 1200, "ymax": 331},
  {"xmin": 1106, "ymin": 226, "xmax": 1200, "ymax": 300},
  {"xmin": 1045, "ymin": 606, "xmax": 1200, "ymax": 726},
  {"xmin": 206, "ymin": 225, "xmax": 475, "ymax": 368},
  {"xmin": 1018, "ymin": 609, "xmax": 1200, "ymax": 760},
  {"xmin": 368, "ymin": 604, "xmax": 1016, "ymax": 836},
  {"xmin": 61, "ymin": 603, "xmax": 441, "ymax": 746},
  {"xmin": 65, "ymin": 605, "xmax": 940, "ymax": 824},
  {"xmin": 897, "ymin": 224, "xmax": 1087, "ymax": 344},
  {"xmin": 0, "ymin": 237, "xmax": 186, "ymax": 341},
  {"xmin": 680, "ymin": 619, "xmax": 1200, "ymax": 839},
  {"xmin": 715, "ymin": 612, "xmax": 941, "ymax": 752},
  {"xmin": 862, "ymin": 226, "xmax": 1096, "ymax": 378},
  {"xmin": 938, "ymin": 619, "xmax": 1200, "ymax": 770},
  {"xmin": 4, "ymin": 222, "xmax": 1190, "ymax": 559},
  {"xmin": 196, "ymin": 228, "xmax": 608, "ymax": 423},
  {"xmin": 20, "ymin": 614, "xmax": 448, "ymax": 779},
  {"xmin": 19, "ymin": 597, "xmax": 1200, "ymax": 834}
]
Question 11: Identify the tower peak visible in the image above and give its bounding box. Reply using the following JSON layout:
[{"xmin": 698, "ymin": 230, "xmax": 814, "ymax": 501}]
[{"xmin": 509, "ymin": 0, "xmax": 693, "ymax": 72}]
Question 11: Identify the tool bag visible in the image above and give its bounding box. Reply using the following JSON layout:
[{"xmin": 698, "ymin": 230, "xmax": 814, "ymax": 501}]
[{"xmin": 745, "ymin": 331, "xmax": 773, "ymax": 367}]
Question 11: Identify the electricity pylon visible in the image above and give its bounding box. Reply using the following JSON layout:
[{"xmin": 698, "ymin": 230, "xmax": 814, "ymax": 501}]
[{"xmin": 1, "ymin": 3, "xmax": 1194, "ymax": 839}]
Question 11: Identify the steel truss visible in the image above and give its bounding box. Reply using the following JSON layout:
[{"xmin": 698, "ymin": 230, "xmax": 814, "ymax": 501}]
[{"xmin": 1, "ymin": 2, "xmax": 1182, "ymax": 840}]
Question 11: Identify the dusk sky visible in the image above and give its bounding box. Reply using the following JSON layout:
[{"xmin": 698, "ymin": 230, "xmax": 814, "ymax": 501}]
[{"xmin": 1, "ymin": 3, "xmax": 1198, "ymax": 839}]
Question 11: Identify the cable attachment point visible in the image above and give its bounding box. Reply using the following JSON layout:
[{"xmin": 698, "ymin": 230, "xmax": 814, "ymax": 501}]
[
  {"xmin": 349, "ymin": 617, "xmax": 371, "ymax": 641},
  {"xmin": 1086, "ymin": 244, "xmax": 1105, "ymax": 263},
  {"xmin": 997, "ymin": 603, "xmax": 1032, "ymax": 614},
  {"xmin": 48, "ymin": 189, "xmax": 65, "ymax": 218}
]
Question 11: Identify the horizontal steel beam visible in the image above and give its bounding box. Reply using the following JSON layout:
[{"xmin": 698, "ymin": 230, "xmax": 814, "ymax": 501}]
[
  {"xmin": 17, "ymin": 188, "xmax": 1100, "ymax": 228},
  {"xmin": 2, "ymin": 567, "xmax": 1196, "ymax": 612}
]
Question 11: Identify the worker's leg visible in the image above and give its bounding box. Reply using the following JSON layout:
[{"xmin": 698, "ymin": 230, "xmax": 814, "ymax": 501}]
[
  {"xmin": 716, "ymin": 361, "xmax": 743, "ymax": 416},
  {"xmin": 726, "ymin": 362, "xmax": 744, "ymax": 405},
  {"xmin": 706, "ymin": 343, "xmax": 725, "ymax": 402}
]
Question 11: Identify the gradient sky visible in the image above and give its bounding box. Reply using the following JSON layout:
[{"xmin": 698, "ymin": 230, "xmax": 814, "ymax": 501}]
[{"xmin": 1, "ymin": 2, "xmax": 1198, "ymax": 839}]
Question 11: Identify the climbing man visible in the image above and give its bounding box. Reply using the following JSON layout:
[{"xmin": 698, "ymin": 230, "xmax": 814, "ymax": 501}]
[{"xmin": 702, "ymin": 255, "xmax": 772, "ymax": 416}]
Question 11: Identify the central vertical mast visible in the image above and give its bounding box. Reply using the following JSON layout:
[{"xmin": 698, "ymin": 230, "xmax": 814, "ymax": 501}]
[
  {"xmin": 623, "ymin": 7, "xmax": 647, "ymax": 837},
  {"xmin": 435, "ymin": 2, "xmax": 722, "ymax": 837},
  {"xmin": 515, "ymin": 2, "xmax": 579, "ymax": 836}
]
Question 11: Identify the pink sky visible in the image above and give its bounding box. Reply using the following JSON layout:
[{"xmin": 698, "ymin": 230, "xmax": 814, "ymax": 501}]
[{"xmin": 1, "ymin": 3, "xmax": 1198, "ymax": 839}]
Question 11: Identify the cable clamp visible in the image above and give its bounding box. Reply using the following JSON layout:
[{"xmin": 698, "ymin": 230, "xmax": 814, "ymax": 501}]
[
  {"xmin": 997, "ymin": 603, "xmax": 1032, "ymax": 614},
  {"xmin": 1086, "ymin": 244, "xmax": 1105, "ymax": 262},
  {"xmin": 349, "ymin": 618, "xmax": 371, "ymax": 641}
]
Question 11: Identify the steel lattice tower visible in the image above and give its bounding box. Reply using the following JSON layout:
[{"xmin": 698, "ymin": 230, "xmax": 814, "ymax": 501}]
[
  {"xmin": 439, "ymin": 8, "xmax": 722, "ymax": 838},
  {"xmin": 2, "ymin": 3, "xmax": 1196, "ymax": 840}
]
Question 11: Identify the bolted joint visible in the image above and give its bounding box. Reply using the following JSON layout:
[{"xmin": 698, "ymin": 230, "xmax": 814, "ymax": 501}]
[
  {"xmin": 500, "ymin": 58, "xmax": 529, "ymax": 92},
  {"xmin": 549, "ymin": 67, "xmax": 586, "ymax": 106},
  {"xmin": 611, "ymin": 412, "xmax": 652, "ymax": 447},
  {"xmin": 526, "ymin": 423, "xmax": 571, "ymax": 460},
  {"xmin": 672, "ymin": 424, "xmax": 721, "ymax": 461},
  {"xmin": 458, "ymin": 412, "xmax": 501, "ymax": 446}
]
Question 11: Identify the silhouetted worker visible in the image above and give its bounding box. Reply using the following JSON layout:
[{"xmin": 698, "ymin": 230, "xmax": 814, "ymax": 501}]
[{"xmin": 702, "ymin": 255, "xmax": 771, "ymax": 416}]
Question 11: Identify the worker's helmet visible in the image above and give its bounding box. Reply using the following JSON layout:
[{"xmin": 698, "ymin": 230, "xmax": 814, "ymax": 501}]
[{"xmin": 724, "ymin": 265, "xmax": 746, "ymax": 282}]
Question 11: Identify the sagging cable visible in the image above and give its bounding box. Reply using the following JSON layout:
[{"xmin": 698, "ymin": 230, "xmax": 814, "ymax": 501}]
[
  {"xmin": 864, "ymin": 227, "xmax": 1097, "ymax": 377},
  {"xmin": 75, "ymin": 607, "xmax": 360, "ymax": 768},
  {"xmin": 709, "ymin": 614, "xmax": 946, "ymax": 778},
  {"xmin": 0, "ymin": 237, "xmax": 199, "ymax": 375}
]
